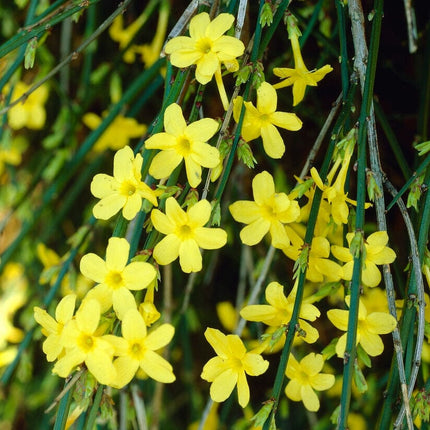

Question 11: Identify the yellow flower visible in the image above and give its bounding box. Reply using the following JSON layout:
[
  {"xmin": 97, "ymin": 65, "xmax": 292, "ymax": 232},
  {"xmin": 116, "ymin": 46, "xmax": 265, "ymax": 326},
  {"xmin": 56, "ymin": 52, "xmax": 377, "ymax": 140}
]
[
  {"xmin": 165, "ymin": 12, "xmax": 244, "ymax": 109},
  {"xmin": 34, "ymin": 294, "xmax": 76, "ymax": 361},
  {"xmin": 109, "ymin": 12, "xmax": 148, "ymax": 63},
  {"xmin": 0, "ymin": 263, "xmax": 27, "ymax": 349},
  {"xmin": 165, "ymin": 12, "xmax": 244, "ymax": 84},
  {"xmin": 53, "ymin": 299, "xmax": 116, "ymax": 385},
  {"xmin": 151, "ymin": 197, "xmax": 227, "ymax": 273},
  {"xmin": 240, "ymin": 281, "xmax": 320, "ymax": 344},
  {"xmin": 0, "ymin": 135, "xmax": 27, "ymax": 176},
  {"xmin": 139, "ymin": 2, "xmax": 169, "ymax": 68},
  {"xmin": 37, "ymin": 243, "xmax": 92, "ymax": 299},
  {"xmin": 107, "ymin": 309, "xmax": 175, "ymax": 388},
  {"xmin": 285, "ymin": 353, "xmax": 335, "ymax": 411},
  {"xmin": 331, "ymin": 231, "xmax": 396, "ymax": 287},
  {"xmin": 310, "ymin": 145, "xmax": 358, "ymax": 225},
  {"xmin": 91, "ymin": 145, "xmax": 158, "ymax": 220},
  {"xmin": 7, "ymin": 81, "xmax": 49, "ymax": 130},
  {"xmin": 233, "ymin": 82, "xmax": 302, "ymax": 159},
  {"xmin": 282, "ymin": 236, "xmax": 343, "ymax": 283},
  {"xmin": 201, "ymin": 328, "xmax": 269, "ymax": 407},
  {"xmin": 327, "ymin": 295, "xmax": 397, "ymax": 357},
  {"xmin": 273, "ymin": 18, "xmax": 332, "ymax": 106},
  {"xmin": 80, "ymin": 237, "xmax": 157, "ymax": 319},
  {"xmin": 229, "ymin": 171, "xmax": 300, "ymax": 248},
  {"xmin": 83, "ymin": 113, "xmax": 146, "ymax": 152},
  {"xmin": 145, "ymin": 103, "xmax": 220, "ymax": 188}
]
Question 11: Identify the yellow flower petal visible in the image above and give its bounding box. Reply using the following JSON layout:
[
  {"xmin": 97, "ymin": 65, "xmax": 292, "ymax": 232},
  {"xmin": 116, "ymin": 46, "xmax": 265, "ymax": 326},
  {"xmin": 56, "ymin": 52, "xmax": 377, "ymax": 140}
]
[
  {"xmin": 140, "ymin": 349, "xmax": 175, "ymax": 383},
  {"xmin": 105, "ymin": 237, "xmax": 129, "ymax": 271},
  {"xmin": 210, "ymin": 368, "xmax": 238, "ymax": 402},
  {"xmin": 80, "ymin": 253, "xmax": 107, "ymax": 283},
  {"xmin": 179, "ymin": 238, "xmax": 202, "ymax": 272},
  {"xmin": 260, "ymin": 123, "xmax": 285, "ymax": 159},
  {"xmin": 153, "ymin": 234, "xmax": 181, "ymax": 265}
]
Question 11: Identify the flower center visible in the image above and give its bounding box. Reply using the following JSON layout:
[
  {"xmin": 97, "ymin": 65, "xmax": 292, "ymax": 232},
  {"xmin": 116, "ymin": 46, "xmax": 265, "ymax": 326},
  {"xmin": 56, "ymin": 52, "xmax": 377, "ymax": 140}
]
[
  {"xmin": 79, "ymin": 334, "xmax": 95, "ymax": 352},
  {"xmin": 120, "ymin": 180, "xmax": 137, "ymax": 197},
  {"xmin": 228, "ymin": 357, "xmax": 243, "ymax": 371},
  {"xmin": 261, "ymin": 204, "xmax": 276, "ymax": 221},
  {"xmin": 105, "ymin": 270, "xmax": 124, "ymax": 289},
  {"xmin": 297, "ymin": 370, "xmax": 310, "ymax": 385},
  {"xmin": 129, "ymin": 342, "xmax": 145, "ymax": 360},
  {"xmin": 177, "ymin": 224, "xmax": 193, "ymax": 240},
  {"xmin": 196, "ymin": 37, "xmax": 213, "ymax": 54},
  {"xmin": 176, "ymin": 135, "xmax": 192, "ymax": 156}
]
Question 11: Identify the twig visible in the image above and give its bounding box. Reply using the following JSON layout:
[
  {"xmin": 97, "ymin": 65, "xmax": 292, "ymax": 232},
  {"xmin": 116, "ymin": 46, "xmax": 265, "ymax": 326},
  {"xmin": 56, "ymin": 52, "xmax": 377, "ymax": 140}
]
[
  {"xmin": 403, "ymin": 0, "xmax": 418, "ymax": 54},
  {"xmin": 347, "ymin": 0, "xmax": 413, "ymax": 427},
  {"xmin": 162, "ymin": 0, "xmax": 198, "ymax": 50},
  {"xmin": 45, "ymin": 369, "xmax": 84, "ymax": 414},
  {"xmin": 235, "ymin": 0, "xmax": 248, "ymax": 39},
  {"xmin": 384, "ymin": 179, "xmax": 425, "ymax": 430},
  {"xmin": 0, "ymin": 0, "xmax": 133, "ymax": 116},
  {"xmin": 131, "ymin": 384, "xmax": 148, "ymax": 430}
]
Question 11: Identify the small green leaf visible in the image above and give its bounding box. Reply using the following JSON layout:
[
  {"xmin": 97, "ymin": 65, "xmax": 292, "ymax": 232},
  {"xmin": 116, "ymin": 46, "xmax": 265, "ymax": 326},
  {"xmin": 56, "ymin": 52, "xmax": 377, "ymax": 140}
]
[
  {"xmin": 412, "ymin": 388, "xmax": 430, "ymax": 422},
  {"xmin": 237, "ymin": 140, "xmax": 257, "ymax": 168},
  {"xmin": 407, "ymin": 174, "xmax": 424, "ymax": 212},
  {"xmin": 414, "ymin": 140, "xmax": 430, "ymax": 156},
  {"xmin": 235, "ymin": 64, "xmax": 252, "ymax": 86},
  {"xmin": 353, "ymin": 359, "xmax": 368, "ymax": 393},
  {"xmin": 366, "ymin": 170, "xmax": 382, "ymax": 202},
  {"xmin": 356, "ymin": 344, "xmax": 372, "ymax": 368},
  {"xmin": 250, "ymin": 400, "xmax": 275, "ymax": 428},
  {"xmin": 260, "ymin": 3, "xmax": 273, "ymax": 27},
  {"xmin": 24, "ymin": 37, "xmax": 38, "ymax": 69},
  {"xmin": 210, "ymin": 200, "xmax": 221, "ymax": 226}
]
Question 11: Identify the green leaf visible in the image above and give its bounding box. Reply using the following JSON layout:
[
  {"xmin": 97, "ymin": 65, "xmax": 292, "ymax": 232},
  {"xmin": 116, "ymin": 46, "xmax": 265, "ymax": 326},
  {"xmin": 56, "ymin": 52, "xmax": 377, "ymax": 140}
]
[
  {"xmin": 250, "ymin": 400, "xmax": 275, "ymax": 428},
  {"xmin": 237, "ymin": 140, "xmax": 257, "ymax": 168},
  {"xmin": 260, "ymin": 3, "xmax": 273, "ymax": 28},
  {"xmin": 356, "ymin": 344, "xmax": 372, "ymax": 368},
  {"xmin": 414, "ymin": 140, "xmax": 430, "ymax": 156},
  {"xmin": 353, "ymin": 359, "xmax": 368, "ymax": 393},
  {"xmin": 24, "ymin": 37, "xmax": 38, "ymax": 69}
]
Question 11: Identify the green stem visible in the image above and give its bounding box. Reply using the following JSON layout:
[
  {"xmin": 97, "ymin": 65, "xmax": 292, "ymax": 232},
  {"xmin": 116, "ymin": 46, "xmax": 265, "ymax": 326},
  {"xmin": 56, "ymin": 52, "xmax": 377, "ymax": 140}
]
[
  {"xmin": 263, "ymin": 79, "xmax": 357, "ymax": 430},
  {"xmin": 338, "ymin": 1, "xmax": 384, "ymax": 427},
  {"xmin": 0, "ymin": 58, "xmax": 162, "ymax": 270},
  {"xmin": 53, "ymin": 381, "xmax": 74, "ymax": 430},
  {"xmin": 299, "ymin": 0, "xmax": 324, "ymax": 46},
  {"xmin": 0, "ymin": 0, "xmax": 102, "ymax": 59},
  {"xmin": 335, "ymin": 0, "xmax": 350, "ymax": 98},
  {"xmin": 84, "ymin": 384, "xmax": 104, "ymax": 430}
]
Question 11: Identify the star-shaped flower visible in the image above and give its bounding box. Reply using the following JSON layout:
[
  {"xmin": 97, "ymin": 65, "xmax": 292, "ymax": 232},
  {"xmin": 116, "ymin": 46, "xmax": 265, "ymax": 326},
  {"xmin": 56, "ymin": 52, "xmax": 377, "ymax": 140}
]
[
  {"xmin": 83, "ymin": 113, "xmax": 146, "ymax": 152},
  {"xmin": 53, "ymin": 299, "xmax": 116, "ymax": 385},
  {"xmin": 229, "ymin": 171, "xmax": 300, "ymax": 248},
  {"xmin": 233, "ymin": 82, "xmax": 302, "ymax": 159},
  {"xmin": 151, "ymin": 197, "xmax": 227, "ymax": 273},
  {"xmin": 34, "ymin": 294, "xmax": 76, "ymax": 362},
  {"xmin": 327, "ymin": 295, "xmax": 397, "ymax": 357},
  {"xmin": 331, "ymin": 231, "xmax": 396, "ymax": 287},
  {"xmin": 7, "ymin": 81, "xmax": 49, "ymax": 130},
  {"xmin": 201, "ymin": 328, "xmax": 269, "ymax": 407},
  {"xmin": 285, "ymin": 353, "xmax": 335, "ymax": 411},
  {"xmin": 272, "ymin": 18, "xmax": 332, "ymax": 106},
  {"xmin": 80, "ymin": 237, "xmax": 157, "ymax": 319},
  {"xmin": 107, "ymin": 309, "xmax": 175, "ymax": 388},
  {"xmin": 145, "ymin": 103, "xmax": 220, "ymax": 188},
  {"xmin": 91, "ymin": 145, "xmax": 159, "ymax": 221},
  {"xmin": 240, "ymin": 281, "xmax": 320, "ymax": 344},
  {"xmin": 165, "ymin": 12, "xmax": 244, "ymax": 85}
]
